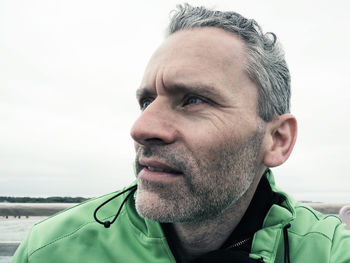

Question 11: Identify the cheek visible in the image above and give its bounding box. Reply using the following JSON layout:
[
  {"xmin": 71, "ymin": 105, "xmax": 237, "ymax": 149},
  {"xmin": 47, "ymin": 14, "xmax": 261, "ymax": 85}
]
[
  {"xmin": 183, "ymin": 131, "xmax": 232, "ymax": 174},
  {"xmin": 182, "ymin": 122, "xmax": 239, "ymax": 154},
  {"xmin": 134, "ymin": 141, "xmax": 141, "ymax": 152},
  {"xmin": 180, "ymin": 110, "xmax": 253, "ymax": 142}
]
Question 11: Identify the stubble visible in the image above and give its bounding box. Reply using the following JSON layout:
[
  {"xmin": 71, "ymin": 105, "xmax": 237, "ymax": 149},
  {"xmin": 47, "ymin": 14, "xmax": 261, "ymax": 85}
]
[{"xmin": 135, "ymin": 127, "xmax": 265, "ymax": 224}]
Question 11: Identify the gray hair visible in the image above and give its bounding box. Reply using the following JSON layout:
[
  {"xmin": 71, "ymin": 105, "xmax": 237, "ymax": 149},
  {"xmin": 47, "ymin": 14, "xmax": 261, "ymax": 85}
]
[{"xmin": 166, "ymin": 3, "xmax": 290, "ymax": 122}]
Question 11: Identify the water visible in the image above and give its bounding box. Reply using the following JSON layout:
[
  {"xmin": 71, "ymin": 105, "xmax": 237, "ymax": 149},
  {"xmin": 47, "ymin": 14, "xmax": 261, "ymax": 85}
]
[
  {"xmin": 0, "ymin": 256, "xmax": 12, "ymax": 263},
  {"xmin": 0, "ymin": 216, "xmax": 45, "ymax": 241},
  {"xmin": 0, "ymin": 256, "xmax": 11, "ymax": 263},
  {"xmin": 0, "ymin": 216, "xmax": 46, "ymax": 263}
]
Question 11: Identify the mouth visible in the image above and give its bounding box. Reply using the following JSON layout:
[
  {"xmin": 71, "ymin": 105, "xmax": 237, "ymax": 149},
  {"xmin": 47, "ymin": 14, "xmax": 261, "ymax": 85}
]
[
  {"xmin": 137, "ymin": 159, "xmax": 183, "ymax": 183},
  {"xmin": 144, "ymin": 165, "xmax": 182, "ymax": 174}
]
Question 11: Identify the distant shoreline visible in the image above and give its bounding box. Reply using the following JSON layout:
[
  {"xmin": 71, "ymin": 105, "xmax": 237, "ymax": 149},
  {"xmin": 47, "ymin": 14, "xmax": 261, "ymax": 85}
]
[
  {"xmin": 0, "ymin": 203, "xmax": 76, "ymax": 216},
  {"xmin": 0, "ymin": 196, "xmax": 89, "ymax": 203}
]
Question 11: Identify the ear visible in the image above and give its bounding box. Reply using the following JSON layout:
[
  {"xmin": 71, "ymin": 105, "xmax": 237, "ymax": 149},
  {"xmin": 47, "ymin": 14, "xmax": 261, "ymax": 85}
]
[{"xmin": 263, "ymin": 114, "xmax": 297, "ymax": 167}]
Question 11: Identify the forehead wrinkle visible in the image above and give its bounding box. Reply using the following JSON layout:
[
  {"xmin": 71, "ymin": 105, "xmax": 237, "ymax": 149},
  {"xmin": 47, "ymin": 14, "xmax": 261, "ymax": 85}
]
[
  {"xmin": 164, "ymin": 83, "xmax": 221, "ymax": 98},
  {"xmin": 136, "ymin": 68, "xmax": 168, "ymax": 100},
  {"xmin": 137, "ymin": 81, "xmax": 223, "ymax": 101}
]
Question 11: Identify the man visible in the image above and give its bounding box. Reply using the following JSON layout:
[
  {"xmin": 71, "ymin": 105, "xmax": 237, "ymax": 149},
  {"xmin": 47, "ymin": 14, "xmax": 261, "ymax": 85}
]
[{"xmin": 12, "ymin": 4, "xmax": 350, "ymax": 263}]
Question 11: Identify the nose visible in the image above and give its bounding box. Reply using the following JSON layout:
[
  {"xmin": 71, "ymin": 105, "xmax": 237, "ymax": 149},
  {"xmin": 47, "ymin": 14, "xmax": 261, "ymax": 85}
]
[{"xmin": 130, "ymin": 98, "xmax": 177, "ymax": 146}]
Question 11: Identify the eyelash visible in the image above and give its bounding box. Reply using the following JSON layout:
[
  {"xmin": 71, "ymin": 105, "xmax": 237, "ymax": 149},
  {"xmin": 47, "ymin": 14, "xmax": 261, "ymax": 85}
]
[
  {"xmin": 183, "ymin": 95, "xmax": 205, "ymax": 106},
  {"xmin": 139, "ymin": 97, "xmax": 154, "ymax": 110},
  {"xmin": 139, "ymin": 95, "xmax": 210, "ymax": 110}
]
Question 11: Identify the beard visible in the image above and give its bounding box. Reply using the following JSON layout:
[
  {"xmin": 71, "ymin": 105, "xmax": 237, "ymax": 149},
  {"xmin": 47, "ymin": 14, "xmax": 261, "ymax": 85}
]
[{"xmin": 135, "ymin": 127, "xmax": 265, "ymax": 224}]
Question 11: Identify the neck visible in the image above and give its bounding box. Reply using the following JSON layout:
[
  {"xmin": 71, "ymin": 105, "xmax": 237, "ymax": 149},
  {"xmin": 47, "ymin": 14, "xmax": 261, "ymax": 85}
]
[{"xmin": 167, "ymin": 175, "xmax": 262, "ymax": 262}]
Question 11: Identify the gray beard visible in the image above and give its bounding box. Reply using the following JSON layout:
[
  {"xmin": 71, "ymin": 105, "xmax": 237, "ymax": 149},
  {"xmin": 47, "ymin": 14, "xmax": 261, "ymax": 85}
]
[{"xmin": 135, "ymin": 128, "xmax": 265, "ymax": 223}]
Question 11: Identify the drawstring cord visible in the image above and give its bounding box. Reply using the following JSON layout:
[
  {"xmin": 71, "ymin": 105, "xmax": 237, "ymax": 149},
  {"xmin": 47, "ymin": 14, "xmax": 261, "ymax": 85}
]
[
  {"xmin": 93, "ymin": 185, "xmax": 137, "ymax": 228},
  {"xmin": 283, "ymin": 223, "xmax": 291, "ymax": 263},
  {"xmin": 93, "ymin": 184, "xmax": 292, "ymax": 263}
]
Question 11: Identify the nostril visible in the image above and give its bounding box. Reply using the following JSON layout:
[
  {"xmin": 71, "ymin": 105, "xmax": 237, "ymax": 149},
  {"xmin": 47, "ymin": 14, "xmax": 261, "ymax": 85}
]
[{"xmin": 144, "ymin": 138, "xmax": 167, "ymax": 145}]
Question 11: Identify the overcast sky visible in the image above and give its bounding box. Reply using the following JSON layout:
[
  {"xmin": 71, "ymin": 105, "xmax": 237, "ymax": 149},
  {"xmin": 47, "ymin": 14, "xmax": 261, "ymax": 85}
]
[{"xmin": 1, "ymin": 0, "xmax": 350, "ymax": 202}]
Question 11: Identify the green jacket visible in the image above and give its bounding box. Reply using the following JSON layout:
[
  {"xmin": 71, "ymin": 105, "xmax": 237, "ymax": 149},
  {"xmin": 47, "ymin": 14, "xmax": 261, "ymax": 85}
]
[{"xmin": 11, "ymin": 171, "xmax": 350, "ymax": 263}]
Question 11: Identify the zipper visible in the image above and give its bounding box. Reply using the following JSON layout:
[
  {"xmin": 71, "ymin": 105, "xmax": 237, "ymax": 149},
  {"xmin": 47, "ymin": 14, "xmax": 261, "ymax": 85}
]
[{"xmin": 226, "ymin": 237, "xmax": 251, "ymax": 249}]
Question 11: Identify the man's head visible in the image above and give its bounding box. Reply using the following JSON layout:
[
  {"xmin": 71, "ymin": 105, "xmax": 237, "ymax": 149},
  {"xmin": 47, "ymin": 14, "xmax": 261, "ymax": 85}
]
[
  {"xmin": 130, "ymin": 4, "xmax": 297, "ymax": 224},
  {"xmin": 167, "ymin": 4, "xmax": 291, "ymax": 122}
]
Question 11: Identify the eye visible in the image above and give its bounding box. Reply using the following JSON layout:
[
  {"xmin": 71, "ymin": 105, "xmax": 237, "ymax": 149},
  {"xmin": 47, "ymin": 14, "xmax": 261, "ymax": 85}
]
[
  {"xmin": 139, "ymin": 98, "xmax": 154, "ymax": 110},
  {"xmin": 183, "ymin": 96, "xmax": 204, "ymax": 106}
]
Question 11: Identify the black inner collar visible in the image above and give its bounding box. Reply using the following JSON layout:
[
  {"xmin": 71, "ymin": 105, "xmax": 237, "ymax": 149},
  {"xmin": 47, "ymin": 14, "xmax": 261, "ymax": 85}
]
[{"xmin": 220, "ymin": 170, "xmax": 278, "ymax": 251}]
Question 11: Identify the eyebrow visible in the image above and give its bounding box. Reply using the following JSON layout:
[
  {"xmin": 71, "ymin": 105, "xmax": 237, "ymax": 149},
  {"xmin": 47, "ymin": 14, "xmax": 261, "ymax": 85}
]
[
  {"xmin": 136, "ymin": 88, "xmax": 155, "ymax": 101},
  {"xmin": 136, "ymin": 82, "xmax": 221, "ymax": 100}
]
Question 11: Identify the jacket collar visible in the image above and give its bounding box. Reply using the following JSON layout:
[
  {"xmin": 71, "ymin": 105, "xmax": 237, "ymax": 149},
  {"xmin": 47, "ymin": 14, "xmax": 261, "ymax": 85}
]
[
  {"xmin": 249, "ymin": 170, "xmax": 296, "ymax": 263},
  {"xmin": 125, "ymin": 170, "xmax": 297, "ymax": 263},
  {"xmin": 221, "ymin": 170, "xmax": 276, "ymax": 251}
]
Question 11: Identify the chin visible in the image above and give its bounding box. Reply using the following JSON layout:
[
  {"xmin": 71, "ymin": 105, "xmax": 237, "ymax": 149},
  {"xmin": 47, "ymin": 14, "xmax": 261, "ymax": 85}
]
[
  {"xmin": 135, "ymin": 188, "xmax": 166, "ymax": 220},
  {"xmin": 135, "ymin": 188, "xmax": 186, "ymax": 223}
]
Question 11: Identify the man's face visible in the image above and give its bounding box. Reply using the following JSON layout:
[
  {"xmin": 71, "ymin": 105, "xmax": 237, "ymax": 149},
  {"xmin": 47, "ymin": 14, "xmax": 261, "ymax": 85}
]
[{"xmin": 130, "ymin": 27, "xmax": 267, "ymax": 223}]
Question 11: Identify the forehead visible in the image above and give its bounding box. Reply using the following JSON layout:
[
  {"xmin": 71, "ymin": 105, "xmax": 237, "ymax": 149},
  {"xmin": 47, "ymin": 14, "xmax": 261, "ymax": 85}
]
[
  {"xmin": 151, "ymin": 27, "xmax": 245, "ymax": 71},
  {"xmin": 161, "ymin": 27, "xmax": 245, "ymax": 59},
  {"xmin": 139, "ymin": 27, "xmax": 256, "ymax": 104}
]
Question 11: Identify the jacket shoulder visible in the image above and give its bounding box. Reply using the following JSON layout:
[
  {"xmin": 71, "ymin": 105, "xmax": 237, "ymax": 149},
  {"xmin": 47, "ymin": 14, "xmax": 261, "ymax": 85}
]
[
  {"xmin": 291, "ymin": 203, "xmax": 343, "ymax": 239},
  {"xmin": 13, "ymin": 185, "xmax": 135, "ymax": 261},
  {"xmin": 286, "ymin": 203, "xmax": 350, "ymax": 262},
  {"xmin": 12, "ymin": 184, "xmax": 176, "ymax": 263}
]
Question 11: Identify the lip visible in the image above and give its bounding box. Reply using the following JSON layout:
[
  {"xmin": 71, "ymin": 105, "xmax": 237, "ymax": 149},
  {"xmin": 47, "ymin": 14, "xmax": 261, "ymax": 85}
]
[{"xmin": 138, "ymin": 158, "xmax": 183, "ymax": 183}]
